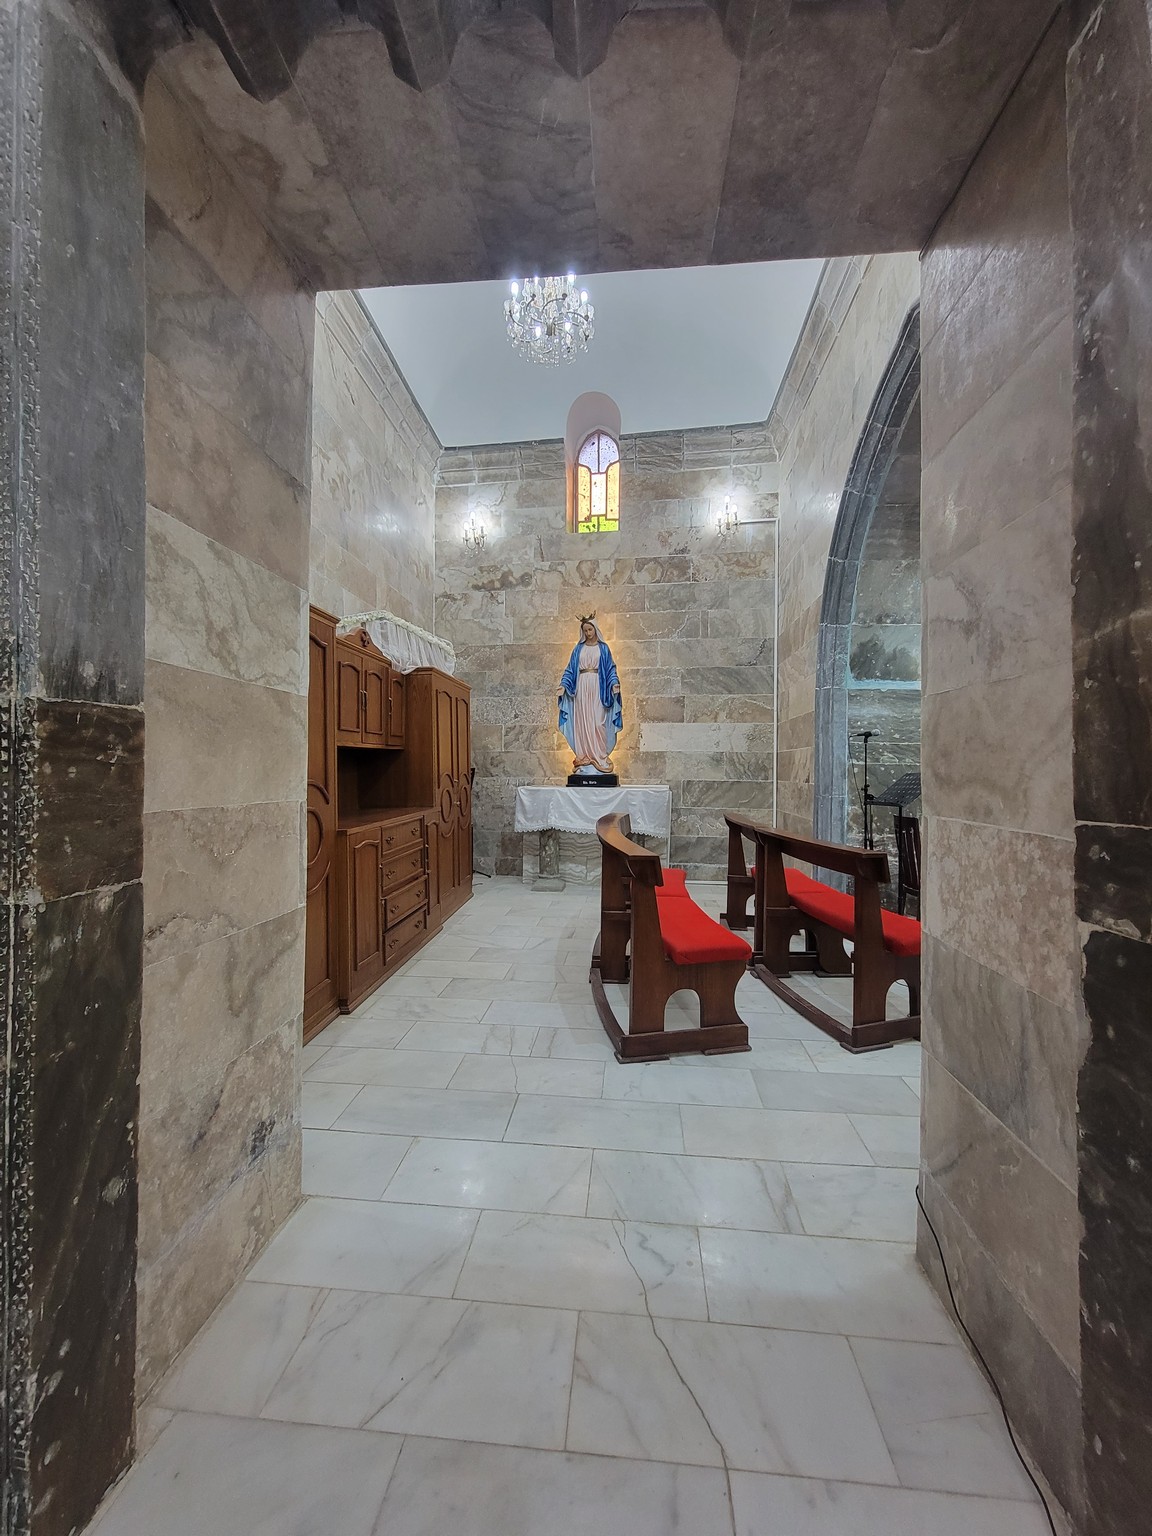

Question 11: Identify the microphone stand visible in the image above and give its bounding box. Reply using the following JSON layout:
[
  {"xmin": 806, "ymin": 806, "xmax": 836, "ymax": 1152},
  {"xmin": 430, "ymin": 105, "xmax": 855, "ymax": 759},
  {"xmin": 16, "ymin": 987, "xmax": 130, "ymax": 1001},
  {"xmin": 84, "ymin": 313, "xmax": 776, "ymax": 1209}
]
[{"xmin": 855, "ymin": 731, "xmax": 875, "ymax": 850}]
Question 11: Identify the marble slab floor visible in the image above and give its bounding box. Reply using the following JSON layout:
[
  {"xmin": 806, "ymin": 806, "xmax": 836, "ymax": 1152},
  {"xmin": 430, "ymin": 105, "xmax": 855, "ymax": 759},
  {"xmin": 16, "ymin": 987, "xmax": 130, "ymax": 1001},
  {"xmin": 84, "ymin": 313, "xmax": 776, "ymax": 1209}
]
[{"xmin": 89, "ymin": 879, "xmax": 1049, "ymax": 1536}]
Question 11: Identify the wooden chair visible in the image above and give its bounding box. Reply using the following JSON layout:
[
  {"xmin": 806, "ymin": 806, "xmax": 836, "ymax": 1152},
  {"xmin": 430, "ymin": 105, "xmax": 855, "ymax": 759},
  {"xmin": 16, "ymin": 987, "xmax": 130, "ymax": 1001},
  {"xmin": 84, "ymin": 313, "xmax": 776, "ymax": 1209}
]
[
  {"xmin": 591, "ymin": 813, "xmax": 751, "ymax": 1062},
  {"xmin": 724, "ymin": 814, "xmax": 921, "ymax": 1052}
]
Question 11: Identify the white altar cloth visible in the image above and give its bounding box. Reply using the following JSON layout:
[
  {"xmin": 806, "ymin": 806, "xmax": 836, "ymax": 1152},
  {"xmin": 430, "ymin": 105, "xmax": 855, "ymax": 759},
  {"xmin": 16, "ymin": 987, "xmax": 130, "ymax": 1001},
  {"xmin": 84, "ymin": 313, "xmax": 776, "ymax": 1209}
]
[{"xmin": 514, "ymin": 785, "xmax": 671, "ymax": 841}]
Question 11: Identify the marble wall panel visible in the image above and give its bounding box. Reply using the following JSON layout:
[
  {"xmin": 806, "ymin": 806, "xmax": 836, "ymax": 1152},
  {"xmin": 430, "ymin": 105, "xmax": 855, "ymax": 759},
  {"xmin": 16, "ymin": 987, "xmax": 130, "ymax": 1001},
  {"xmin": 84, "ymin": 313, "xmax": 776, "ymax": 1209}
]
[
  {"xmin": 918, "ymin": 25, "xmax": 1084, "ymax": 1524},
  {"xmin": 139, "ymin": 78, "xmax": 312, "ymax": 1403},
  {"xmin": 436, "ymin": 427, "xmax": 779, "ymax": 878},
  {"xmin": 921, "ymin": 1053, "xmax": 1080, "ymax": 1372},
  {"xmin": 309, "ymin": 290, "xmax": 438, "ymax": 626},
  {"xmin": 146, "ymin": 509, "xmax": 307, "ymax": 693}
]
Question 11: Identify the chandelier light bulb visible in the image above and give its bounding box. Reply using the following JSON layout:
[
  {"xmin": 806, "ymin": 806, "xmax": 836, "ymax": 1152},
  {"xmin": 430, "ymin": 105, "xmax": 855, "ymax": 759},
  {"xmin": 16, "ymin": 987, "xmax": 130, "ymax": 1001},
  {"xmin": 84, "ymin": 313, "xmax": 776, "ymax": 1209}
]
[{"xmin": 505, "ymin": 273, "xmax": 595, "ymax": 366}]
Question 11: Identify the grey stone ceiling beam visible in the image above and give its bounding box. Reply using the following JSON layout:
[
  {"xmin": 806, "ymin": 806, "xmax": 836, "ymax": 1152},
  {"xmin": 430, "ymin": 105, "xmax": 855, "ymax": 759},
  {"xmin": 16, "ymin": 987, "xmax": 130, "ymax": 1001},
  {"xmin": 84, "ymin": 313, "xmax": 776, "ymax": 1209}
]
[
  {"xmin": 177, "ymin": 0, "xmax": 315, "ymax": 101},
  {"xmin": 356, "ymin": 0, "xmax": 460, "ymax": 89},
  {"xmin": 531, "ymin": 0, "xmax": 630, "ymax": 79}
]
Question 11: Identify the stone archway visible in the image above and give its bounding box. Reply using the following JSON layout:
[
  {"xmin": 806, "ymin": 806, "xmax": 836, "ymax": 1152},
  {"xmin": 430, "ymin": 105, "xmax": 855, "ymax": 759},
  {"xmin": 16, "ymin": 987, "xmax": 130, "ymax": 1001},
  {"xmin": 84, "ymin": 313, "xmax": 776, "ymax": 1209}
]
[{"xmin": 812, "ymin": 307, "xmax": 921, "ymax": 876}]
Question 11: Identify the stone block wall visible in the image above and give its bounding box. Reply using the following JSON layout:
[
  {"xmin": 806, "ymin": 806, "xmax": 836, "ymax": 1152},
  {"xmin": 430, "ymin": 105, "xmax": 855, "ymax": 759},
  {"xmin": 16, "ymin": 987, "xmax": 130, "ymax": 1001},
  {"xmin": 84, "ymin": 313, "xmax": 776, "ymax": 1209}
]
[
  {"xmin": 434, "ymin": 428, "xmax": 780, "ymax": 881},
  {"xmin": 137, "ymin": 73, "xmax": 313, "ymax": 1399},
  {"xmin": 917, "ymin": 24, "xmax": 1083, "ymax": 1524},
  {"xmin": 774, "ymin": 253, "xmax": 921, "ymax": 838},
  {"xmin": 311, "ymin": 290, "xmax": 439, "ymax": 627}
]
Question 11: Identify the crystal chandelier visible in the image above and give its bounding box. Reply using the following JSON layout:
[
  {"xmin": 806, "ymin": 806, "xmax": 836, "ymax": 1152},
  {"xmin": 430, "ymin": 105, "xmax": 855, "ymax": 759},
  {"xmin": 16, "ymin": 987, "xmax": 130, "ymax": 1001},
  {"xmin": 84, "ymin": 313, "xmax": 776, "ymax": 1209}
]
[{"xmin": 504, "ymin": 274, "xmax": 594, "ymax": 366}]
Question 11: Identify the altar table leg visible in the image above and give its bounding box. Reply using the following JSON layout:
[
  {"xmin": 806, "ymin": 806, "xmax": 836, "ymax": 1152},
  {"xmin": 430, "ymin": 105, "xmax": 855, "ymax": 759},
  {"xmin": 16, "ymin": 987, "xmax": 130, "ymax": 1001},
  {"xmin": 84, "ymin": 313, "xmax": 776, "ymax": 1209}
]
[{"xmin": 533, "ymin": 828, "xmax": 566, "ymax": 891}]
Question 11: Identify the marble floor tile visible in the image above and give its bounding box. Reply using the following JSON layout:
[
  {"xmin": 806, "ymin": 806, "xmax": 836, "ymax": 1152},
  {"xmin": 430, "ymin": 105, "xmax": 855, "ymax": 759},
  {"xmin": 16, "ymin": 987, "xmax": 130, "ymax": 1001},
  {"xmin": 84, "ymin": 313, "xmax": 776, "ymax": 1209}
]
[
  {"xmin": 602, "ymin": 1062, "xmax": 762, "ymax": 1108},
  {"xmin": 301, "ymin": 1043, "xmax": 330, "ymax": 1070},
  {"xmin": 333, "ymin": 1084, "xmax": 517, "ymax": 1141},
  {"xmin": 448, "ymin": 1054, "xmax": 604, "ymax": 1098},
  {"xmin": 681, "ymin": 1105, "xmax": 873, "ymax": 1164},
  {"xmin": 804, "ymin": 1040, "xmax": 923, "ymax": 1076},
  {"xmin": 356, "ymin": 972, "xmax": 452, "ymax": 997},
  {"xmin": 159, "ymin": 1282, "xmax": 325, "ymax": 1417},
  {"xmin": 441, "ymin": 978, "xmax": 558, "ymax": 1003},
  {"xmin": 567, "ymin": 1313, "xmax": 897, "ymax": 1484},
  {"xmin": 371, "ymin": 1436, "xmax": 732, "ymax": 1536},
  {"xmin": 348, "ymin": 995, "xmax": 492, "ymax": 1025},
  {"xmin": 850, "ymin": 1336, "xmax": 1039, "ymax": 1499},
  {"xmin": 383, "ymin": 1137, "xmax": 592, "ymax": 1216},
  {"xmin": 784, "ymin": 1163, "xmax": 919, "ymax": 1242},
  {"xmin": 587, "ymin": 1150, "xmax": 802, "ymax": 1233},
  {"xmin": 849, "ymin": 1113, "xmax": 922, "ymax": 1168},
  {"xmin": 505, "ymin": 1094, "xmax": 684, "ymax": 1154},
  {"xmin": 90, "ymin": 1412, "xmax": 402, "ymax": 1536},
  {"xmin": 403, "ymin": 957, "xmax": 514, "ymax": 981},
  {"xmin": 904, "ymin": 1073, "xmax": 921, "ymax": 1096},
  {"xmin": 261, "ymin": 1291, "xmax": 575, "ymax": 1451},
  {"xmin": 302, "ymin": 1128, "xmax": 412, "ymax": 1200},
  {"xmin": 699, "ymin": 1229, "xmax": 955, "ymax": 1343},
  {"xmin": 743, "ymin": 1013, "xmax": 831, "ymax": 1042},
  {"xmin": 687, "ymin": 1040, "xmax": 819, "ymax": 1071},
  {"xmin": 312, "ymin": 1018, "xmax": 435, "ymax": 1051},
  {"xmin": 305, "ymin": 1047, "xmax": 462, "ymax": 1089},
  {"xmin": 455, "ymin": 1210, "xmax": 707, "ymax": 1318},
  {"xmin": 301, "ymin": 1080, "xmax": 362, "ymax": 1130},
  {"xmin": 729, "ymin": 1470, "xmax": 1049, "ymax": 1535},
  {"xmin": 482, "ymin": 1000, "xmax": 603, "ymax": 1030},
  {"xmin": 753, "ymin": 1067, "xmax": 921, "ymax": 1115},
  {"xmin": 530, "ymin": 1026, "xmax": 616, "ymax": 1060},
  {"xmin": 248, "ymin": 1196, "xmax": 477, "ymax": 1296},
  {"xmin": 396, "ymin": 1021, "xmax": 539, "ymax": 1056}
]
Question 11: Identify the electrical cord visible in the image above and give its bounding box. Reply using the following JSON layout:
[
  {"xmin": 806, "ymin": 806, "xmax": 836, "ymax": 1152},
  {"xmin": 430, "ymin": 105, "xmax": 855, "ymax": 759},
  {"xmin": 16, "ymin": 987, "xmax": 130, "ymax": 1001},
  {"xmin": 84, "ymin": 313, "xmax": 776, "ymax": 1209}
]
[{"xmin": 914, "ymin": 1186, "xmax": 1059, "ymax": 1536}]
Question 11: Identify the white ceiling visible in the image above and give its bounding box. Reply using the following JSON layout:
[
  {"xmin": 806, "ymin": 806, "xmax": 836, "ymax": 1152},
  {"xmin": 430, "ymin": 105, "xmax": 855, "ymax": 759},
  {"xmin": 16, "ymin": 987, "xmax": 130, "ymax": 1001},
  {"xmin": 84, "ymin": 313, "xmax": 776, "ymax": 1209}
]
[{"xmin": 359, "ymin": 260, "xmax": 824, "ymax": 448}]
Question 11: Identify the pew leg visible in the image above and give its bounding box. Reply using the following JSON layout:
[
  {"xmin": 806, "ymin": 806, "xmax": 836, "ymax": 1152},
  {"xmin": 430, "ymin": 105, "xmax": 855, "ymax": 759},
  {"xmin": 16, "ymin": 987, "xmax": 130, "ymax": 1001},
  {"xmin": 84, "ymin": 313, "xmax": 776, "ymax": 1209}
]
[{"xmin": 813, "ymin": 924, "xmax": 852, "ymax": 976}]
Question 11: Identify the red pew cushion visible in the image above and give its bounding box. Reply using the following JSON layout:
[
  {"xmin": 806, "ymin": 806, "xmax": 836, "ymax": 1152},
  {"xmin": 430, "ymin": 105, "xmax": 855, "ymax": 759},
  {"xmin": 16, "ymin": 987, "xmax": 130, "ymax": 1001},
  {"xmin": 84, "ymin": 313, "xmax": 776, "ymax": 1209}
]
[
  {"xmin": 654, "ymin": 874, "xmax": 752, "ymax": 965},
  {"xmin": 657, "ymin": 866, "xmax": 690, "ymax": 897},
  {"xmin": 791, "ymin": 883, "xmax": 922, "ymax": 958}
]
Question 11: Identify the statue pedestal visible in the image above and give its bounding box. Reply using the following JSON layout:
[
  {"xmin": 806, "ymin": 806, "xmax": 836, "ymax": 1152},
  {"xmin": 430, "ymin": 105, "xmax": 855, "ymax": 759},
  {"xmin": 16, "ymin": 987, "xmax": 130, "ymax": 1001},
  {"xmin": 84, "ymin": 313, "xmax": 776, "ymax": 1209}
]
[{"xmin": 534, "ymin": 828, "xmax": 566, "ymax": 891}]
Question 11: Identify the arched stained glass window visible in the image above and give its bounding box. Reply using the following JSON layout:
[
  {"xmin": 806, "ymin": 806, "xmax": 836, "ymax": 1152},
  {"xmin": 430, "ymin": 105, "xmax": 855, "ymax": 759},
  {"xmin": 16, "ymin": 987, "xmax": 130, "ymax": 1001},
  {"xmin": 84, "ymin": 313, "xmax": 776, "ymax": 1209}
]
[{"xmin": 574, "ymin": 430, "xmax": 620, "ymax": 534}]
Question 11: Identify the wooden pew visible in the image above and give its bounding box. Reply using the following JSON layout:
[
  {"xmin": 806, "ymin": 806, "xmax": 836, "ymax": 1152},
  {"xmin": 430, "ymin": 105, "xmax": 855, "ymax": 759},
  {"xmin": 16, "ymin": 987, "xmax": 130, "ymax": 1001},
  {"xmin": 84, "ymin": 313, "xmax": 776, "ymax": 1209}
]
[
  {"xmin": 591, "ymin": 813, "xmax": 751, "ymax": 1063},
  {"xmin": 725, "ymin": 815, "xmax": 921, "ymax": 1052}
]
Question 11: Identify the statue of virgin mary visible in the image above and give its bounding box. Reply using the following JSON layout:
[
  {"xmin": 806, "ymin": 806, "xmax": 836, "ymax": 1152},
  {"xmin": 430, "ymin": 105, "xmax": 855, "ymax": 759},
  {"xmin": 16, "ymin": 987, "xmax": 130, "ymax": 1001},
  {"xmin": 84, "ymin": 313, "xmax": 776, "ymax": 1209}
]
[{"xmin": 558, "ymin": 615, "xmax": 622, "ymax": 776}]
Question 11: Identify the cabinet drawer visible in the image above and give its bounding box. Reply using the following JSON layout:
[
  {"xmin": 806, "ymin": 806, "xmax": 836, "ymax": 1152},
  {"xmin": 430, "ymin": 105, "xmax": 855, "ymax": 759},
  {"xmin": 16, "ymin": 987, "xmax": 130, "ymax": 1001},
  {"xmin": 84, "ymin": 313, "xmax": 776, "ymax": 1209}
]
[
  {"xmin": 382, "ymin": 845, "xmax": 424, "ymax": 890},
  {"xmin": 385, "ymin": 875, "xmax": 427, "ymax": 928},
  {"xmin": 385, "ymin": 905, "xmax": 427, "ymax": 963},
  {"xmin": 379, "ymin": 815, "xmax": 423, "ymax": 855}
]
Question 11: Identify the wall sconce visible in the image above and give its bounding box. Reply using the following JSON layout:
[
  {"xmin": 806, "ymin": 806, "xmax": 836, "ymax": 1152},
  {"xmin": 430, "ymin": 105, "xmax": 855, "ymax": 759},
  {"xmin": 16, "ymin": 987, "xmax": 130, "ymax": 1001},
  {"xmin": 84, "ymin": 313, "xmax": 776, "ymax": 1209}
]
[
  {"xmin": 716, "ymin": 495, "xmax": 739, "ymax": 538},
  {"xmin": 462, "ymin": 516, "xmax": 487, "ymax": 551}
]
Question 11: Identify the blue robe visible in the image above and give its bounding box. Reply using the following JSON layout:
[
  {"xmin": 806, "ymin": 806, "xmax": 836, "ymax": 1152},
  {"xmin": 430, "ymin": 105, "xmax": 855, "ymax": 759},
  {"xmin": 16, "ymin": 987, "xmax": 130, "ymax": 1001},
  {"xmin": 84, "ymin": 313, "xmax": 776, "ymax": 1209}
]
[{"xmin": 558, "ymin": 639, "xmax": 622, "ymax": 761}]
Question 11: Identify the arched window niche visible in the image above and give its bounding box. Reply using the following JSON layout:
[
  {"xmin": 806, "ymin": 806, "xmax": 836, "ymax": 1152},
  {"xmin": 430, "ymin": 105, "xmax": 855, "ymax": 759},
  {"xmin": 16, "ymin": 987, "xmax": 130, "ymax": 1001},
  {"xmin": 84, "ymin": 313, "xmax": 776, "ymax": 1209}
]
[{"xmin": 565, "ymin": 392, "xmax": 622, "ymax": 533}]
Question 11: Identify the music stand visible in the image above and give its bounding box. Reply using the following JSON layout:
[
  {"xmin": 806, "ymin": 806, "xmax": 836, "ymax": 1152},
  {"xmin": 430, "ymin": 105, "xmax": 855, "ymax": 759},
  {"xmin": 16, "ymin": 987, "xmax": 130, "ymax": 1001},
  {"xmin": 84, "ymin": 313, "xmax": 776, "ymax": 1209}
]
[{"xmin": 871, "ymin": 771, "xmax": 922, "ymax": 914}]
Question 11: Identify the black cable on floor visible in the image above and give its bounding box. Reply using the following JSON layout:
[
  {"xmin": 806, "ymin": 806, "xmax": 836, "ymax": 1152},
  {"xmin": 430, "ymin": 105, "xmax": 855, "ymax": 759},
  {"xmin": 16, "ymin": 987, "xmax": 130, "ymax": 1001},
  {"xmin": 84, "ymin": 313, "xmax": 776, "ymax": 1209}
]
[{"xmin": 914, "ymin": 1186, "xmax": 1059, "ymax": 1536}]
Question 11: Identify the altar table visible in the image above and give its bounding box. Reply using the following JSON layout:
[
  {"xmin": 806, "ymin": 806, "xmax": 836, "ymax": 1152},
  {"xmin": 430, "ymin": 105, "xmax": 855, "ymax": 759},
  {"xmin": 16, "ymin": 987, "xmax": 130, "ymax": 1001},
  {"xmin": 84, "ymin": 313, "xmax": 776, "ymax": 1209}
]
[{"xmin": 514, "ymin": 784, "xmax": 672, "ymax": 891}]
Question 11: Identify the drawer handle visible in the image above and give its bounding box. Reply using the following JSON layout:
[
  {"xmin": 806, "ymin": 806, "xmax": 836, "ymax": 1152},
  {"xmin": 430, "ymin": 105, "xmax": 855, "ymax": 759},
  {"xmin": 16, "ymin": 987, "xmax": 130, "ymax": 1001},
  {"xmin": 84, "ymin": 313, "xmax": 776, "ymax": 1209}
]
[{"xmin": 385, "ymin": 834, "xmax": 395, "ymax": 846}]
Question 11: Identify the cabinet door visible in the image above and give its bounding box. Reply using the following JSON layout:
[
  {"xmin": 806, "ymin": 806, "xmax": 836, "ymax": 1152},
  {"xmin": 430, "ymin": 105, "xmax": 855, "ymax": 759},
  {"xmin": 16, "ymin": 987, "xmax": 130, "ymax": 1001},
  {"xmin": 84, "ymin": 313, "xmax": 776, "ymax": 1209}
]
[
  {"xmin": 305, "ymin": 612, "xmax": 339, "ymax": 1035},
  {"xmin": 385, "ymin": 670, "xmax": 406, "ymax": 748},
  {"xmin": 344, "ymin": 827, "xmax": 385, "ymax": 999},
  {"xmin": 335, "ymin": 646, "xmax": 364, "ymax": 746},
  {"xmin": 362, "ymin": 657, "xmax": 388, "ymax": 747}
]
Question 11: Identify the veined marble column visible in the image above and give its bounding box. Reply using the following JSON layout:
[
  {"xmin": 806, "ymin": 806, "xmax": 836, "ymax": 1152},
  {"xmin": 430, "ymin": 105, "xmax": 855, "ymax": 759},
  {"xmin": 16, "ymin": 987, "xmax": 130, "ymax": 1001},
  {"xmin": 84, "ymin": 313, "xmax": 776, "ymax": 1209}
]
[{"xmin": 1, "ymin": 4, "xmax": 146, "ymax": 1531}]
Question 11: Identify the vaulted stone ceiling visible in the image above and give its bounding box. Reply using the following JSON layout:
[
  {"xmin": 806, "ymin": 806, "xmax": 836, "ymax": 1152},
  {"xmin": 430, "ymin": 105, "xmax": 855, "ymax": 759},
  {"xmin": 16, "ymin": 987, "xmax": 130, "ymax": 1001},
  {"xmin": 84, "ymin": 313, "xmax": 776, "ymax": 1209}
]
[{"xmin": 118, "ymin": 0, "xmax": 1059, "ymax": 289}]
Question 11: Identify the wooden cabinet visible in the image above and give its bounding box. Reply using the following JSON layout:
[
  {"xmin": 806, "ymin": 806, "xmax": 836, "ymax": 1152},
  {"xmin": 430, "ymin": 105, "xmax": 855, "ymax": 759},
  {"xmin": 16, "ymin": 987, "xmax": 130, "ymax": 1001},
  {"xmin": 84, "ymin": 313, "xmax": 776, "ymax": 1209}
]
[
  {"xmin": 386, "ymin": 669, "xmax": 406, "ymax": 748},
  {"xmin": 334, "ymin": 631, "xmax": 394, "ymax": 748},
  {"xmin": 383, "ymin": 670, "xmax": 473, "ymax": 927},
  {"xmin": 337, "ymin": 811, "xmax": 429, "ymax": 1013},
  {"xmin": 304, "ymin": 610, "xmax": 339, "ymax": 1040},
  {"xmin": 304, "ymin": 609, "xmax": 470, "ymax": 1031}
]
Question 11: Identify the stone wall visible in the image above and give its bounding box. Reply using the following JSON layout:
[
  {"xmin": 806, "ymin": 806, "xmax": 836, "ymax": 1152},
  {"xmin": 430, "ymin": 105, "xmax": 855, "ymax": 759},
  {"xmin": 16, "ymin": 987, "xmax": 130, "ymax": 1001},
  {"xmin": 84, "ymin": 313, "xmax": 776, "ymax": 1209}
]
[
  {"xmin": 917, "ymin": 25, "xmax": 1083, "ymax": 1524},
  {"xmin": 774, "ymin": 254, "xmax": 921, "ymax": 838},
  {"xmin": 311, "ymin": 290, "xmax": 439, "ymax": 627},
  {"xmin": 137, "ymin": 74, "xmax": 313, "ymax": 1398},
  {"xmin": 434, "ymin": 428, "xmax": 780, "ymax": 881}
]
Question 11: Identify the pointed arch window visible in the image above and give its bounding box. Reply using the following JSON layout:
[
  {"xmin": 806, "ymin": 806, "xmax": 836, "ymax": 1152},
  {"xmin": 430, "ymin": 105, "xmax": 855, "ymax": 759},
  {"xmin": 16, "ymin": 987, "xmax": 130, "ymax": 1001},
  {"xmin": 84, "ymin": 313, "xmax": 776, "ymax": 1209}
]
[{"xmin": 574, "ymin": 430, "xmax": 620, "ymax": 534}]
